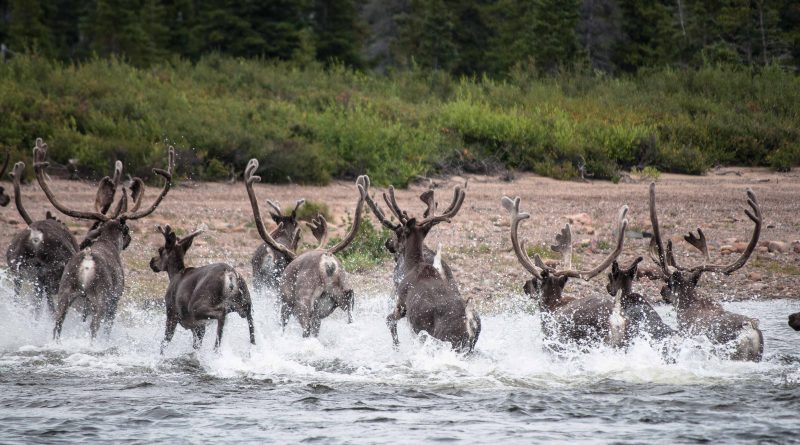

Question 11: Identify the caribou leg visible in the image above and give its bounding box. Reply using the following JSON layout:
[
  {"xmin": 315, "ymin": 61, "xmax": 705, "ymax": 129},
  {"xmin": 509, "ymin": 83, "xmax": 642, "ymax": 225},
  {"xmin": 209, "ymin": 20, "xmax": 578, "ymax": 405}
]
[
  {"xmin": 386, "ymin": 304, "xmax": 406, "ymax": 347},
  {"xmin": 280, "ymin": 302, "xmax": 291, "ymax": 332},
  {"xmin": 192, "ymin": 325, "xmax": 206, "ymax": 349},
  {"xmin": 52, "ymin": 291, "xmax": 81, "ymax": 340},
  {"xmin": 214, "ymin": 315, "xmax": 225, "ymax": 350},
  {"xmin": 161, "ymin": 310, "xmax": 179, "ymax": 354},
  {"xmin": 344, "ymin": 289, "xmax": 354, "ymax": 324}
]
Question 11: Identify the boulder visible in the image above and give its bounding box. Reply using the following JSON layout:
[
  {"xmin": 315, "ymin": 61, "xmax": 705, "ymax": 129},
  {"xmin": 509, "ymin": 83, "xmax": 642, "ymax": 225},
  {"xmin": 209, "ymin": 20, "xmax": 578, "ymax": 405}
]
[
  {"xmin": 767, "ymin": 241, "xmax": 789, "ymax": 254},
  {"xmin": 566, "ymin": 213, "xmax": 593, "ymax": 226}
]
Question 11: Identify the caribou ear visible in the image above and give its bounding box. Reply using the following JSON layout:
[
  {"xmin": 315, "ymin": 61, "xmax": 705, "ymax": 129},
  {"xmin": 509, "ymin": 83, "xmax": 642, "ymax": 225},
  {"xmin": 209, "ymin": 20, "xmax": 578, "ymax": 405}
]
[
  {"xmin": 80, "ymin": 228, "xmax": 102, "ymax": 250},
  {"xmin": 691, "ymin": 270, "xmax": 702, "ymax": 287},
  {"xmin": 178, "ymin": 230, "xmax": 204, "ymax": 251},
  {"xmin": 628, "ymin": 256, "xmax": 643, "ymax": 278}
]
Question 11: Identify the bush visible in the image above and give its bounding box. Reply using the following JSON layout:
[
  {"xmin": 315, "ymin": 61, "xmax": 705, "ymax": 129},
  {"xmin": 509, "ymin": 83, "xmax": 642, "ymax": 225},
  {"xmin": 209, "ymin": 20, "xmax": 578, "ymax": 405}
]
[
  {"xmin": 0, "ymin": 55, "xmax": 797, "ymax": 185},
  {"xmin": 327, "ymin": 210, "xmax": 393, "ymax": 272}
]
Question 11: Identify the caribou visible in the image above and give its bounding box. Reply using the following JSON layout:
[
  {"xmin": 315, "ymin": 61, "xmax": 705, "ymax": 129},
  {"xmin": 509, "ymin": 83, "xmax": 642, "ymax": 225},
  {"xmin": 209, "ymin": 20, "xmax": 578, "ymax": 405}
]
[
  {"xmin": 362, "ymin": 178, "xmax": 480, "ymax": 352},
  {"xmin": 0, "ymin": 148, "xmax": 10, "ymax": 206},
  {"xmin": 245, "ymin": 159, "xmax": 365, "ymax": 337},
  {"xmin": 648, "ymin": 182, "xmax": 763, "ymax": 361},
  {"xmin": 5, "ymin": 139, "xmax": 127, "ymax": 313},
  {"xmin": 150, "ymin": 225, "xmax": 255, "ymax": 352},
  {"xmin": 606, "ymin": 257, "xmax": 675, "ymax": 348},
  {"xmin": 250, "ymin": 198, "xmax": 305, "ymax": 292},
  {"xmin": 34, "ymin": 144, "xmax": 175, "ymax": 339},
  {"xmin": 6, "ymin": 159, "xmax": 78, "ymax": 313},
  {"xmin": 502, "ymin": 196, "xmax": 628, "ymax": 346}
]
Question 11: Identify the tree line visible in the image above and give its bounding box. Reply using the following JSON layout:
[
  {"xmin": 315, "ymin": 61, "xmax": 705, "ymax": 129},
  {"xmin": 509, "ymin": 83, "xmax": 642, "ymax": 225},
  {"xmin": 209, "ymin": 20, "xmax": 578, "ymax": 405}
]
[{"xmin": 1, "ymin": 0, "xmax": 798, "ymax": 75}]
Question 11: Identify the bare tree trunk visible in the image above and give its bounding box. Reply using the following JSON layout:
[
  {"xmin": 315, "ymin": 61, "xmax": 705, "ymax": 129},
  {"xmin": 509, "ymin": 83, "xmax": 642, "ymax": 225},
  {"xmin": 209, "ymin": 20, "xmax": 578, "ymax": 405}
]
[
  {"xmin": 757, "ymin": 0, "xmax": 768, "ymax": 65},
  {"xmin": 676, "ymin": 0, "xmax": 686, "ymax": 38}
]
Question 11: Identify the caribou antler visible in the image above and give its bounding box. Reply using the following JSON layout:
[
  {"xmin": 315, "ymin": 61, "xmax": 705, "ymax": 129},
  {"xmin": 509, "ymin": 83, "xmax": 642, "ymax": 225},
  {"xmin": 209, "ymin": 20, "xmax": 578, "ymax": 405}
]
[
  {"xmin": 648, "ymin": 182, "xmax": 671, "ymax": 279},
  {"xmin": 551, "ymin": 224, "xmax": 573, "ymax": 270},
  {"xmin": 418, "ymin": 186, "xmax": 465, "ymax": 228},
  {"xmin": 327, "ymin": 175, "xmax": 367, "ymax": 255},
  {"xmin": 362, "ymin": 176, "xmax": 400, "ymax": 231},
  {"xmin": 383, "ymin": 186, "xmax": 409, "ymax": 224},
  {"xmin": 420, "ymin": 189, "xmax": 436, "ymax": 218},
  {"xmin": 501, "ymin": 196, "xmax": 543, "ymax": 279},
  {"xmin": 11, "ymin": 162, "xmax": 33, "ymax": 225},
  {"xmin": 34, "ymin": 138, "xmax": 110, "ymax": 222},
  {"xmin": 681, "ymin": 189, "xmax": 762, "ymax": 275},
  {"xmin": 94, "ymin": 160, "xmax": 123, "ymax": 214},
  {"xmin": 244, "ymin": 159, "xmax": 296, "ymax": 261},
  {"xmin": 683, "ymin": 228, "xmax": 710, "ymax": 262},
  {"xmin": 553, "ymin": 206, "xmax": 628, "ymax": 280},
  {"xmin": 307, "ymin": 214, "xmax": 329, "ymax": 249},
  {"xmin": 119, "ymin": 146, "xmax": 174, "ymax": 220},
  {"xmin": 649, "ymin": 184, "xmax": 761, "ymax": 277}
]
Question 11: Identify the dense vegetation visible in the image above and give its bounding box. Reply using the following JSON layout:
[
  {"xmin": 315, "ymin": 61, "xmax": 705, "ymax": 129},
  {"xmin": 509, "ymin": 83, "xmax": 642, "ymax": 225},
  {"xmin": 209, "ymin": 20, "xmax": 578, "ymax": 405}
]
[
  {"xmin": 0, "ymin": 1, "xmax": 798, "ymax": 184},
  {"xmin": 2, "ymin": 1, "xmax": 798, "ymax": 74},
  {"xmin": 1, "ymin": 55, "xmax": 798, "ymax": 184}
]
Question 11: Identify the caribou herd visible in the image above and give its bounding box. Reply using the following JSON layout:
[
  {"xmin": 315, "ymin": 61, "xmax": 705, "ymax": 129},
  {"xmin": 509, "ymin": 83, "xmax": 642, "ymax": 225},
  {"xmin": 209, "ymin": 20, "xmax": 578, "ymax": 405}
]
[{"xmin": 1, "ymin": 138, "xmax": 797, "ymax": 361}]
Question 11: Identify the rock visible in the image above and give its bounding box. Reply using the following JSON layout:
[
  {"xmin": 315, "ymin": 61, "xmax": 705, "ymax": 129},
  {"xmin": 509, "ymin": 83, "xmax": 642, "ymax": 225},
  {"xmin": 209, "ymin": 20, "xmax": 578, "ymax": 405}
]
[
  {"xmin": 584, "ymin": 225, "xmax": 596, "ymax": 235},
  {"xmin": 580, "ymin": 238, "xmax": 591, "ymax": 247},
  {"xmin": 720, "ymin": 245, "xmax": 735, "ymax": 255},
  {"xmin": 544, "ymin": 258, "xmax": 560, "ymax": 268},
  {"xmin": 767, "ymin": 241, "xmax": 789, "ymax": 254},
  {"xmin": 732, "ymin": 241, "xmax": 749, "ymax": 253},
  {"xmin": 747, "ymin": 272, "xmax": 762, "ymax": 282},
  {"xmin": 757, "ymin": 246, "xmax": 768, "ymax": 253},
  {"xmin": 566, "ymin": 213, "xmax": 593, "ymax": 226}
]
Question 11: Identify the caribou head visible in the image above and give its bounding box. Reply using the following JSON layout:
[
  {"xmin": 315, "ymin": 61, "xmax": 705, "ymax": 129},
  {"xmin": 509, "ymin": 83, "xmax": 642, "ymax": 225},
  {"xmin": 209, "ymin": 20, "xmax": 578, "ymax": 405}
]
[
  {"xmin": 33, "ymin": 139, "xmax": 174, "ymax": 250},
  {"xmin": 363, "ymin": 179, "xmax": 465, "ymax": 272},
  {"xmin": 502, "ymin": 196, "xmax": 628, "ymax": 312},
  {"xmin": 648, "ymin": 183, "xmax": 761, "ymax": 308}
]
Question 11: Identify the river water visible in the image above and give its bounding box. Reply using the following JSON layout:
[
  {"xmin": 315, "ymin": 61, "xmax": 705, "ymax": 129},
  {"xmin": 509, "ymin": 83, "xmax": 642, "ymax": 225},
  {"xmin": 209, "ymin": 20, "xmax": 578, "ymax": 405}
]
[{"xmin": 0, "ymin": 274, "xmax": 798, "ymax": 444}]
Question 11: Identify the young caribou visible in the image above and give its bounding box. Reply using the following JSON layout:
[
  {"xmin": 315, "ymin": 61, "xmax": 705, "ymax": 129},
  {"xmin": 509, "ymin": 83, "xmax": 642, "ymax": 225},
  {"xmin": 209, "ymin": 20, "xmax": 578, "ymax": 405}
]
[
  {"xmin": 502, "ymin": 196, "xmax": 628, "ymax": 346},
  {"xmin": 150, "ymin": 225, "xmax": 255, "ymax": 352},
  {"xmin": 362, "ymin": 178, "xmax": 480, "ymax": 352},
  {"xmin": 245, "ymin": 159, "xmax": 365, "ymax": 337},
  {"xmin": 648, "ymin": 183, "xmax": 763, "ymax": 361},
  {"xmin": 35, "ymin": 144, "xmax": 175, "ymax": 339},
  {"xmin": 250, "ymin": 199, "xmax": 305, "ymax": 292}
]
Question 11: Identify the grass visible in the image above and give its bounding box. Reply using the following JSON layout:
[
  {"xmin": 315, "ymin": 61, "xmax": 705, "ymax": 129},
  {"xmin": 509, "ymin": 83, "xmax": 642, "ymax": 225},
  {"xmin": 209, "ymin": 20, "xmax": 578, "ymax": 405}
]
[
  {"xmin": 1, "ymin": 55, "xmax": 798, "ymax": 186},
  {"xmin": 526, "ymin": 243, "xmax": 560, "ymax": 260},
  {"xmin": 751, "ymin": 258, "xmax": 800, "ymax": 276}
]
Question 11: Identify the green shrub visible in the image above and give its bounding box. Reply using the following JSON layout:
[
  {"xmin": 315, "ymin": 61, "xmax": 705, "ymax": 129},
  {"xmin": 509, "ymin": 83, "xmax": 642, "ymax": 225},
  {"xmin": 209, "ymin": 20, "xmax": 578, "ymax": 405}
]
[
  {"xmin": 0, "ymin": 55, "xmax": 796, "ymax": 185},
  {"xmin": 327, "ymin": 210, "xmax": 393, "ymax": 272},
  {"xmin": 631, "ymin": 166, "xmax": 661, "ymax": 181},
  {"xmin": 291, "ymin": 199, "xmax": 332, "ymax": 222}
]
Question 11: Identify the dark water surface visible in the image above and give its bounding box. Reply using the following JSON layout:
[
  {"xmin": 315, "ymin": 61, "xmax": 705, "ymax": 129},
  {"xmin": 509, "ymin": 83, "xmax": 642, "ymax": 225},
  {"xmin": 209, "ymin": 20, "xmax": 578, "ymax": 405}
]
[{"xmin": 1, "ymin": 277, "xmax": 798, "ymax": 444}]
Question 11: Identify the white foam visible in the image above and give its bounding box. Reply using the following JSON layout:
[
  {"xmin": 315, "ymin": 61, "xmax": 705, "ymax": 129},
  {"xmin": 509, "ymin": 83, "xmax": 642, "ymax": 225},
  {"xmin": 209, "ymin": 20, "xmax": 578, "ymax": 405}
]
[{"xmin": 0, "ymin": 268, "xmax": 798, "ymax": 389}]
